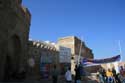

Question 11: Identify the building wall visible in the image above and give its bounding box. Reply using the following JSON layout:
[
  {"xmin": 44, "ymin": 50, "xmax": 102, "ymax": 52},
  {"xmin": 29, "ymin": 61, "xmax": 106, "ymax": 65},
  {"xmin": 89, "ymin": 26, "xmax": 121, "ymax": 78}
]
[
  {"xmin": 58, "ymin": 36, "xmax": 75, "ymax": 55},
  {"xmin": 58, "ymin": 36, "xmax": 94, "ymax": 75},
  {"xmin": 0, "ymin": 0, "xmax": 31, "ymax": 81},
  {"xmin": 74, "ymin": 36, "xmax": 94, "ymax": 59},
  {"xmin": 28, "ymin": 40, "xmax": 59, "ymax": 80},
  {"xmin": 57, "ymin": 36, "xmax": 75, "ymax": 75}
]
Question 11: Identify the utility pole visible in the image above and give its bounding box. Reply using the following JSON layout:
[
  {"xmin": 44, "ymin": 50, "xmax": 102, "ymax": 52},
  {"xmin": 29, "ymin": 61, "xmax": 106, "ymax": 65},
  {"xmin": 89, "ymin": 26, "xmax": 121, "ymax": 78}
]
[{"xmin": 77, "ymin": 37, "xmax": 83, "ymax": 66}]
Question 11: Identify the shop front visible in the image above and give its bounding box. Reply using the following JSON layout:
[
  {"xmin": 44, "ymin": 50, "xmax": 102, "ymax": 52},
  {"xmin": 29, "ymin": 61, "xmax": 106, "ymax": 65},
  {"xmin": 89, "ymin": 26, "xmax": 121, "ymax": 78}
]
[{"xmin": 40, "ymin": 55, "xmax": 52, "ymax": 79}]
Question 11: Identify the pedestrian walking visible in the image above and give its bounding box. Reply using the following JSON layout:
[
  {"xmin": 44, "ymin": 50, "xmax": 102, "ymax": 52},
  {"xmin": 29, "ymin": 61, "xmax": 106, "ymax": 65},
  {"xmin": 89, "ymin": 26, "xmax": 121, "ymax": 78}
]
[
  {"xmin": 119, "ymin": 66, "xmax": 125, "ymax": 83},
  {"xmin": 100, "ymin": 68, "xmax": 106, "ymax": 83},
  {"xmin": 112, "ymin": 67, "xmax": 120, "ymax": 83},
  {"xmin": 65, "ymin": 67, "xmax": 72, "ymax": 83},
  {"xmin": 51, "ymin": 65, "xmax": 59, "ymax": 83},
  {"xmin": 106, "ymin": 69, "xmax": 113, "ymax": 83},
  {"xmin": 75, "ymin": 65, "xmax": 81, "ymax": 83},
  {"xmin": 120, "ymin": 66, "xmax": 125, "ymax": 77}
]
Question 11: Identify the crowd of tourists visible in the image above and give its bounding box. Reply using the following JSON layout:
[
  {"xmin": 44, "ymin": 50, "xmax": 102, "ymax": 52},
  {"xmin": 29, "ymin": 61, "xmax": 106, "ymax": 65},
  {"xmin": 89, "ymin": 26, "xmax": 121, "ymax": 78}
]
[
  {"xmin": 97, "ymin": 65, "xmax": 125, "ymax": 83},
  {"xmin": 51, "ymin": 64, "xmax": 84, "ymax": 83},
  {"xmin": 50, "ymin": 64, "xmax": 125, "ymax": 83}
]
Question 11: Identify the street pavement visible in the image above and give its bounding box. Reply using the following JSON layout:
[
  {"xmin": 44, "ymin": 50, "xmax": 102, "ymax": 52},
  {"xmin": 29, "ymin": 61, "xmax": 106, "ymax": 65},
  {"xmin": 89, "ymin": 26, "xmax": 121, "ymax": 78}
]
[
  {"xmin": 23, "ymin": 78, "xmax": 98, "ymax": 83},
  {"xmin": 0, "ymin": 79, "xmax": 98, "ymax": 83},
  {"xmin": 25, "ymin": 79, "xmax": 98, "ymax": 83},
  {"xmin": 0, "ymin": 74, "xmax": 98, "ymax": 83}
]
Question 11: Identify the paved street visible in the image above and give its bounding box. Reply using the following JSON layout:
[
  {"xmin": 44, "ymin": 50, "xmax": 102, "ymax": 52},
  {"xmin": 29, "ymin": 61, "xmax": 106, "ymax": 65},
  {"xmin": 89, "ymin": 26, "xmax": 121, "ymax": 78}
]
[
  {"xmin": 22, "ymin": 77, "xmax": 98, "ymax": 83},
  {"xmin": 23, "ymin": 80, "xmax": 98, "ymax": 83},
  {"xmin": 0, "ymin": 78, "xmax": 98, "ymax": 83}
]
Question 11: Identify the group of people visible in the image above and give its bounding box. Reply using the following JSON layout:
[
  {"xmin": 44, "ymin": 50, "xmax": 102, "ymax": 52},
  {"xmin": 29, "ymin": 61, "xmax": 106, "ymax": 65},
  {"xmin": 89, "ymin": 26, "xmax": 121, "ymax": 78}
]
[
  {"xmin": 51, "ymin": 64, "xmax": 84, "ymax": 83},
  {"xmin": 65, "ymin": 64, "xmax": 84, "ymax": 83},
  {"xmin": 98, "ymin": 66, "xmax": 125, "ymax": 83}
]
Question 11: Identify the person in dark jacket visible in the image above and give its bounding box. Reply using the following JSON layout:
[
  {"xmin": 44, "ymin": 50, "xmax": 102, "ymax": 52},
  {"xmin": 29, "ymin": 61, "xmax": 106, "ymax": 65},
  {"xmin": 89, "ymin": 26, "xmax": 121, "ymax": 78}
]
[
  {"xmin": 112, "ymin": 67, "xmax": 121, "ymax": 83},
  {"xmin": 51, "ymin": 65, "xmax": 59, "ymax": 83},
  {"xmin": 75, "ymin": 65, "xmax": 81, "ymax": 83}
]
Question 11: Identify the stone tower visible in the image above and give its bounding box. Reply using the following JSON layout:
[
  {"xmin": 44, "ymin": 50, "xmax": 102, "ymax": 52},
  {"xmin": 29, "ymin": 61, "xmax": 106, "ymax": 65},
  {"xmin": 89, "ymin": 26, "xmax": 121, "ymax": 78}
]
[{"xmin": 0, "ymin": 0, "xmax": 31, "ymax": 81}]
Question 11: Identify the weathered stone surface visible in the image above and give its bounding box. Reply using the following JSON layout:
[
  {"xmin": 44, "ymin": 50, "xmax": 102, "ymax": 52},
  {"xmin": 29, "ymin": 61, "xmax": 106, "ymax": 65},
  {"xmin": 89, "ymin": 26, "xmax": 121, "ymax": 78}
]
[
  {"xmin": 0, "ymin": 0, "xmax": 31, "ymax": 81},
  {"xmin": 28, "ymin": 40, "xmax": 59, "ymax": 80}
]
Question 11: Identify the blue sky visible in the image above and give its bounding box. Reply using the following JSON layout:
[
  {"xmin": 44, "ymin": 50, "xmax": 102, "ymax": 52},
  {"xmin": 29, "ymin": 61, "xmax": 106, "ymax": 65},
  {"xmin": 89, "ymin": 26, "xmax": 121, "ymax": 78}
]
[{"xmin": 23, "ymin": 0, "xmax": 125, "ymax": 61}]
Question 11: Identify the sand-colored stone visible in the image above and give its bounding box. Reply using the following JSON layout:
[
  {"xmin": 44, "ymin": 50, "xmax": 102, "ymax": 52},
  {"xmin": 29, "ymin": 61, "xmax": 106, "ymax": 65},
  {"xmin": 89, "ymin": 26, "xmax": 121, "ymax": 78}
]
[{"xmin": 58, "ymin": 36, "xmax": 94, "ymax": 75}]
